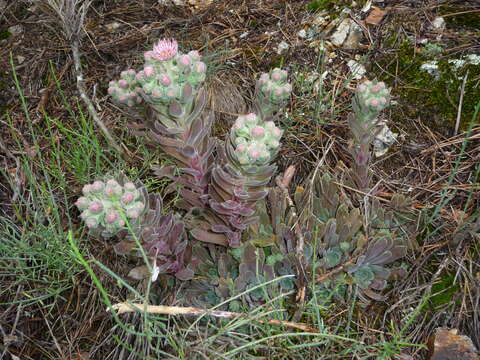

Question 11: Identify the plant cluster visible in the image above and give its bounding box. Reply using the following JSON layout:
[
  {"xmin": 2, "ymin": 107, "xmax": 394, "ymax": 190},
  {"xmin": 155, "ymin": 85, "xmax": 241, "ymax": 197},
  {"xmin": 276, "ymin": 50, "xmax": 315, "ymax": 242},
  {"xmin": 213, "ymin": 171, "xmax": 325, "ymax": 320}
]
[{"xmin": 75, "ymin": 38, "xmax": 413, "ymax": 308}]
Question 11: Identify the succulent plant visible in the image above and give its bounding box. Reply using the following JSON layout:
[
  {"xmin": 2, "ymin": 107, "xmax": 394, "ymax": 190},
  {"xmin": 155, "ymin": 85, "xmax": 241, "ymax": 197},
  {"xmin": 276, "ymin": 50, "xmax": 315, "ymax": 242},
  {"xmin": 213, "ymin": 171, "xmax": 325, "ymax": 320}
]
[
  {"xmin": 75, "ymin": 178, "xmax": 147, "ymax": 237},
  {"xmin": 76, "ymin": 176, "xmax": 195, "ymax": 281},
  {"xmin": 348, "ymin": 80, "xmax": 392, "ymax": 191},
  {"xmin": 109, "ymin": 38, "xmax": 207, "ymax": 124},
  {"xmin": 292, "ymin": 172, "xmax": 409, "ymax": 303},
  {"xmin": 255, "ymin": 68, "xmax": 292, "ymax": 119}
]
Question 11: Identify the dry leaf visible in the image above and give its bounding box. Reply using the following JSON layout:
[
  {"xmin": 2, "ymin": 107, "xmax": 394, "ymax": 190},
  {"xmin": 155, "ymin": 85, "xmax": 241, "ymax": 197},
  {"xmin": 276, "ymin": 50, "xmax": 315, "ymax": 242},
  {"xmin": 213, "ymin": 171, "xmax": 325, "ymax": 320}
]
[
  {"xmin": 428, "ymin": 328, "xmax": 479, "ymax": 360},
  {"xmin": 365, "ymin": 7, "xmax": 386, "ymax": 26}
]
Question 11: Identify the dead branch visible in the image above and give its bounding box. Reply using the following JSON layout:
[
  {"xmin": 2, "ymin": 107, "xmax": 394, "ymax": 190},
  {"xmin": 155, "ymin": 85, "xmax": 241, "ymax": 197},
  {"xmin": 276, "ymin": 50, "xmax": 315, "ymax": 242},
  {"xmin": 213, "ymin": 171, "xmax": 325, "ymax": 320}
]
[{"xmin": 110, "ymin": 302, "xmax": 320, "ymax": 333}]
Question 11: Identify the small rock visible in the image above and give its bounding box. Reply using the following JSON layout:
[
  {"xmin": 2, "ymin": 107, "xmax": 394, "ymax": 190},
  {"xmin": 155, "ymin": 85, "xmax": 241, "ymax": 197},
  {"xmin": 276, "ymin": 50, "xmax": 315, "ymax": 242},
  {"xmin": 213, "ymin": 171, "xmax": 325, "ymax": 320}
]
[
  {"xmin": 276, "ymin": 41, "xmax": 289, "ymax": 55},
  {"xmin": 428, "ymin": 328, "xmax": 479, "ymax": 360},
  {"xmin": 16, "ymin": 56, "xmax": 25, "ymax": 64},
  {"xmin": 8, "ymin": 25, "xmax": 23, "ymax": 37},
  {"xmin": 330, "ymin": 18, "xmax": 364, "ymax": 49},
  {"xmin": 297, "ymin": 29, "xmax": 307, "ymax": 39},
  {"xmin": 373, "ymin": 121, "xmax": 398, "ymax": 157},
  {"xmin": 347, "ymin": 60, "xmax": 366, "ymax": 80},
  {"xmin": 432, "ymin": 17, "xmax": 446, "ymax": 31}
]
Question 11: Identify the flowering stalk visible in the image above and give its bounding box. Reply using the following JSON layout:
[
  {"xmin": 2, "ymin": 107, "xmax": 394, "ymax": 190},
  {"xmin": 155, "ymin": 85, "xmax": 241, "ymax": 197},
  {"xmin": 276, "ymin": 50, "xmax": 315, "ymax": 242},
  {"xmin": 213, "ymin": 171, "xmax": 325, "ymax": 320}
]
[
  {"xmin": 255, "ymin": 68, "xmax": 292, "ymax": 120},
  {"xmin": 75, "ymin": 177, "xmax": 194, "ymax": 280},
  {"xmin": 349, "ymin": 80, "xmax": 391, "ymax": 191},
  {"xmin": 108, "ymin": 39, "xmax": 213, "ymax": 211}
]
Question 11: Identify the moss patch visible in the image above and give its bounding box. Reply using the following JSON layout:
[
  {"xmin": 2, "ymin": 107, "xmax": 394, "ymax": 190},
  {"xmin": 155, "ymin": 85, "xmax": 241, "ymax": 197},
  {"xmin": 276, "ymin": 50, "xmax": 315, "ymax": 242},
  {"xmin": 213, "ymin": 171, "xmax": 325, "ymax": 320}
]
[
  {"xmin": 440, "ymin": 6, "xmax": 480, "ymax": 31},
  {"xmin": 376, "ymin": 41, "xmax": 480, "ymax": 135}
]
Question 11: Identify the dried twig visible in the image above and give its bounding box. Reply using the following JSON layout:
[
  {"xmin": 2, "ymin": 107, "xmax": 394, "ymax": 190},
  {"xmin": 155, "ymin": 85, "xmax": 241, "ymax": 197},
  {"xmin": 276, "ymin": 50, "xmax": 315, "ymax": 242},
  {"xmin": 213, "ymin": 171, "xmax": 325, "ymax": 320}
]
[
  {"xmin": 40, "ymin": 0, "xmax": 125, "ymax": 155},
  {"xmin": 275, "ymin": 166, "xmax": 307, "ymax": 304},
  {"xmin": 454, "ymin": 71, "xmax": 468, "ymax": 136},
  {"xmin": 110, "ymin": 302, "xmax": 320, "ymax": 333}
]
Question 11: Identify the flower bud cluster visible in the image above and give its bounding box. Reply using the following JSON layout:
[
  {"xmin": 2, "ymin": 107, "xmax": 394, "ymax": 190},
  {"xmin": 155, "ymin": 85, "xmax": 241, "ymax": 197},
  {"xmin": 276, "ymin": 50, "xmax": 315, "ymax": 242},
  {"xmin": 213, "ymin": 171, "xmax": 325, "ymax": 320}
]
[
  {"xmin": 109, "ymin": 39, "xmax": 207, "ymax": 109},
  {"xmin": 108, "ymin": 69, "xmax": 143, "ymax": 107},
  {"xmin": 257, "ymin": 68, "xmax": 292, "ymax": 104},
  {"xmin": 354, "ymin": 80, "xmax": 390, "ymax": 118},
  {"xmin": 75, "ymin": 179, "xmax": 146, "ymax": 236},
  {"xmin": 231, "ymin": 113, "xmax": 283, "ymax": 165}
]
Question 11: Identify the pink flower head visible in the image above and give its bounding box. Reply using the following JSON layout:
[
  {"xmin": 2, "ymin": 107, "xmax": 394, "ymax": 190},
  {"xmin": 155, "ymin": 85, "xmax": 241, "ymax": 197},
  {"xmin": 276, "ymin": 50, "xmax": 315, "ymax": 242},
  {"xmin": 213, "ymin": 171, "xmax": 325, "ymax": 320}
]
[
  {"xmin": 126, "ymin": 69, "xmax": 136, "ymax": 77},
  {"xmin": 251, "ymin": 126, "xmax": 265, "ymax": 138},
  {"xmin": 144, "ymin": 51, "xmax": 154, "ymax": 60},
  {"xmin": 160, "ymin": 73, "xmax": 172, "ymax": 86},
  {"xmin": 179, "ymin": 55, "xmax": 191, "ymax": 67},
  {"xmin": 274, "ymin": 88, "xmax": 283, "ymax": 97},
  {"xmin": 245, "ymin": 113, "xmax": 257, "ymax": 123},
  {"xmin": 265, "ymin": 121, "xmax": 275, "ymax": 129},
  {"xmin": 82, "ymin": 184, "xmax": 92, "ymax": 195},
  {"xmin": 371, "ymin": 84, "xmax": 381, "ymax": 93},
  {"xmin": 85, "ymin": 218, "xmax": 97, "ymax": 228},
  {"xmin": 370, "ymin": 98, "xmax": 380, "ymax": 108},
  {"xmin": 105, "ymin": 211, "xmax": 119, "ymax": 224},
  {"xmin": 118, "ymin": 79, "xmax": 129, "ymax": 89},
  {"xmin": 144, "ymin": 66, "xmax": 155, "ymax": 77},
  {"xmin": 127, "ymin": 209, "xmax": 140, "ymax": 219},
  {"xmin": 122, "ymin": 193, "xmax": 134, "ymax": 204},
  {"xmin": 152, "ymin": 38, "xmax": 178, "ymax": 61},
  {"xmin": 259, "ymin": 73, "xmax": 269, "ymax": 84},
  {"xmin": 89, "ymin": 201, "xmax": 103, "ymax": 214},
  {"xmin": 166, "ymin": 88, "xmax": 176, "ymax": 98},
  {"xmin": 378, "ymin": 82, "xmax": 386, "ymax": 88},
  {"xmin": 104, "ymin": 186, "xmax": 115, "ymax": 197},
  {"xmin": 273, "ymin": 128, "xmax": 282, "ymax": 137},
  {"xmin": 283, "ymin": 83, "xmax": 292, "ymax": 93},
  {"xmin": 237, "ymin": 144, "xmax": 247, "ymax": 152},
  {"xmin": 195, "ymin": 61, "xmax": 206, "ymax": 73},
  {"xmin": 75, "ymin": 197, "xmax": 90, "ymax": 209},
  {"xmin": 249, "ymin": 150, "xmax": 260, "ymax": 159},
  {"xmin": 151, "ymin": 91, "xmax": 162, "ymax": 99},
  {"xmin": 136, "ymin": 71, "xmax": 145, "ymax": 82},
  {"xmin": 107, "ymin": 179, "xmax": 119, "ymax": 187},
  {"xmin": 108, "ymin": 87, "xmax": 117, "ymax": 95},
  {"xmin": 91, "ymin": 181, "xmax": 104, "ymax": 191},
  {"xmin": 118, "ymin": 95, "xmax": 128, "ymax": 102},
  {"xmin": 234, "ymin": 117, "xmax": 245, "ymax": 129},
  {"xmin": 124, "ymin": 182, "xmax": 136, "ymax": 191},
  {"xmin": 188, "ymin": 50, "xmax": 201, "ymax": 60},
  {"xmin": 271, "ymin": 69, "xmax": 283, "ymax": 81},
  {"xmin": 358, "ymin": 84, "xmax": 367, "ymax": 92}
]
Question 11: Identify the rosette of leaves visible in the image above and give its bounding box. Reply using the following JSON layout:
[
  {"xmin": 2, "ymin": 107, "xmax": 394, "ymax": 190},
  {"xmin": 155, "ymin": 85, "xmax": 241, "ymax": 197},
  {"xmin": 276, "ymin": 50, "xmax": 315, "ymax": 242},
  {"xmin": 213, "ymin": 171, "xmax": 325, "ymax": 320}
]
[
  {"xmin": 121, "ymin": 212, "xmax": 196, "ymax": 281},
  {"xmin": 182, "ymin": 242, "xmax": 293, "ymax": 310},
  {"xmin": 295, "ymin": 173, "xmax": 409, "ymax": 303}
]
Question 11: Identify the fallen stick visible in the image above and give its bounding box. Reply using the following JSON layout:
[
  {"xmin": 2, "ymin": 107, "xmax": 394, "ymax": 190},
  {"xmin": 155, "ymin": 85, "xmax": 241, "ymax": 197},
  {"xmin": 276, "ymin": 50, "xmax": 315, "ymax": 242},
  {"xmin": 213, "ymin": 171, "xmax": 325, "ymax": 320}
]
[{"xmin": 110, "ymin": 302, "xmax": 320, "ymax": 333}]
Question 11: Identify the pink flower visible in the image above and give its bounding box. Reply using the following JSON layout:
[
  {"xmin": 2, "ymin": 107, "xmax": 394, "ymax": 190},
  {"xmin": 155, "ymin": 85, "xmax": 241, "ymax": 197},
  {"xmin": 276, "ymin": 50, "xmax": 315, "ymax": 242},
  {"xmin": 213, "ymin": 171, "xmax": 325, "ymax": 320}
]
[
  {"xmin": 237, "ymin": 144, "xmax": 246, "ymax": 152},
  {"xmin": 249, "ymin": 150, "xmax": 260, "ymax": 159},
  {"xmin": 245, "ymin": 113, "xmax": 257, "ymax": 123},
  {"xmin": 144, "ymin": 66, "xmax": 155, "ymax": 77},
  {"xmin": 92, "ymin": 181, "xmax": 104, "ymax": 191},
  {"xmin": 195, "ymin": 61, "xmax": 206, "ymax": 73},
  {"xmin": 85, "ymin": 218, "xmax": 97, "ymax": 228},
  {"xmin": 179, "ymin": 55, "xmax": 191, "ymax": 66},
  {"xmin": 118, "ymin": 80, "xmax": 129, "ymax": 89},
  {"xmin": 122, "ymin": 193, "xmax": 134, "ymax": 204},
  {"xmin": 251, "ymin": 126, "xmax": 265, "ymax": 138},
  {"xmin": 371, "ymin": 84, "xmax": 381, "ymax": 93},
  {"xmin": 105, "ymin": 211, "xmax": 119, "ymax": 224},
  {"xmin": 160, "ymin": 73, "xmax": 172, "ymax": 86},
  {"xmin": 370, "ymin": 99, "xmax": 380, "ymax": 108},
  {"xmin": 89, "ymin": 201, "xmax": 103, "ymax": 214},
  {"xmin": 152, "ymin": 38, "xmax": 178, "ymax": 61}
]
